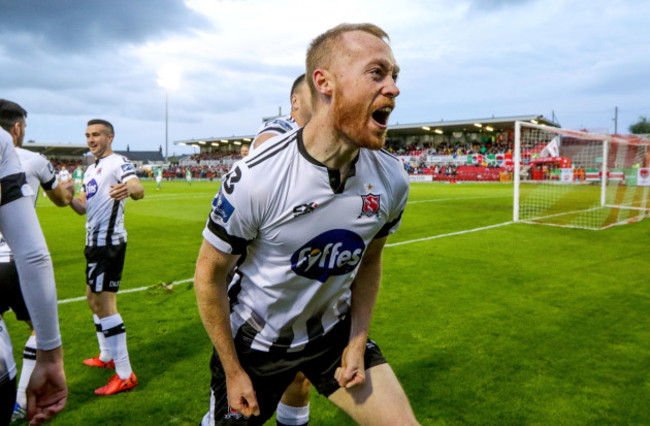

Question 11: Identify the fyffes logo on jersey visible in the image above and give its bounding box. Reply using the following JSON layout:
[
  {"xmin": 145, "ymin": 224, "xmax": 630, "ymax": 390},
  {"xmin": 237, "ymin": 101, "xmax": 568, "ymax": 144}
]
[
  {"xmin": 291, "ymin": 229, "xmax": 365, "ymax": 282},
  {"xmin": 85, "ymin": 179, "xmax": 99, "ymax": 200}
]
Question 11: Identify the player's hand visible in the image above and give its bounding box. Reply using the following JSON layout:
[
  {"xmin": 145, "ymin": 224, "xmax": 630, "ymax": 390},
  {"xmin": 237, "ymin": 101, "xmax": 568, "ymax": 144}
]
[
  {"xmin": 26, "ymin": 347, "xmax": 68, "ymax": 426},
  {"xmin": 61, "ymin": 181, "xmax": 75, "ymax": 197},
  {"xmin": 109, "ymin": 183, "xmax": 130, "ymax": 200},
  {"xmin": 226, "ymin": 370, "xmax": 260, "ymax": 418},
  {"xmin": 334, "ymin": 344, "xmax": 366, "ymax": 389}
]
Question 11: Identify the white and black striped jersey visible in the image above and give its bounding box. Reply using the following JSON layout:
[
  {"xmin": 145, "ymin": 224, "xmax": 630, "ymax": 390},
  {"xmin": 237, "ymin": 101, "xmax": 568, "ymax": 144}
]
[
  {"xmin": 203, "ymin": 128, "xmax": 409, "ymax": 352},
  {"xmin": 0, "ymin": 128, "xmax": 26, "ymax": 264},
  {"xmin": 249, "ymin": 115, "xmax": 299, "ymax": 156},
  {"xmin": 0, "ymin": 127, "xmax": 26, "ymax": 194},
  {"xmin": 82, "ymin": 153, "xmax": 138, "ymax": 247},
  {"xmin": 0, "ymin": 129, "xmax": 62, "ymax": 352},
  {"xmin": 0, "ymin": 147, "xmax": 59, "ymax": 261}
]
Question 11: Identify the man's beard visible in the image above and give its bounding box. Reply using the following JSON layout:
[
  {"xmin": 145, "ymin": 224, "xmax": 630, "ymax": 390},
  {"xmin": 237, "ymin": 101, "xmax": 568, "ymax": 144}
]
[{"xmin": 331, "ymin": 91, "xmax": 386, "ymax": 150}]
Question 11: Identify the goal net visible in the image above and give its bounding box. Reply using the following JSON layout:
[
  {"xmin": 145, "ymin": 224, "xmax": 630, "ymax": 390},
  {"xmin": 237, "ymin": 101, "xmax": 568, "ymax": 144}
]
[{"xmin": 513, "ymin": 121, "xmax": 650, "ymax": 230}]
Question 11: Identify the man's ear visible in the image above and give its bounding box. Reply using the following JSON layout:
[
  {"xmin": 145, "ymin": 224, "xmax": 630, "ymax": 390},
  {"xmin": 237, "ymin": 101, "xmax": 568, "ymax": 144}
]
[
  {"xmin": 10, "ymin": 121, "xmax": 21, "ymax": 138},
  {"xmin": 313, "ymin": 69, "xmax": 333, "ymax": 97}
]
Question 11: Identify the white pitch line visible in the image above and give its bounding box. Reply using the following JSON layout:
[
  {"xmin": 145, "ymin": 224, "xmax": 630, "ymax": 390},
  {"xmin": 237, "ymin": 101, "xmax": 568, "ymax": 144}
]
[
  {"xmin": 57, "ymin": 278, "xmax": 195, "ymax": 305},
  {"xmin": 407, "ymin": 195, "xmax": 510, "ymax": 204},
  {"xmin": 56, "ymin": 223, "xmax": 513, "ymax": 305},
  {"xmin": 385, "ymin": 221, "xmax": 513, "ymax": 247}
]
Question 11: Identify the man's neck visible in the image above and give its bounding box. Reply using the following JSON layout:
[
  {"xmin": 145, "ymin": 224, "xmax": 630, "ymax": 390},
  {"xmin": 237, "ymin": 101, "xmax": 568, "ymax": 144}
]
[
  {"xmin": 302, "ymin": 113, "xmax": 359, "ymax": 176},
  {"xmin": 95, "ymin": 149, "xmax": 114, "ymax": 162}
]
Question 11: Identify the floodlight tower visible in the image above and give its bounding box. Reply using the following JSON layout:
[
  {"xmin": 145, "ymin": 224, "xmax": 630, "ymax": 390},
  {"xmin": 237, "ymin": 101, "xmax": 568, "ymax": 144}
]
[{"xmin": 157, "ymin": 67, "xmax": 180, "ymax": 163}]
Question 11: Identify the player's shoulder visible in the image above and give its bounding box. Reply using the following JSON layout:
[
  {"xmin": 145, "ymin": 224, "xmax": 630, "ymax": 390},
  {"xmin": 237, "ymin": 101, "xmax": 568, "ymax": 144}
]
[
  {"xmin": 244, "ymin": 128, "xmax": 299, "ymax": 171},
  {"xmin": 105, "ymin": 153, "xmax": 135, "ymax": 172},
  {"xmin": 15, "ymin": 146, "xmax": 46, "ymax": 163},
  {"xmin": 363, "ymin": 148, "xmax": 409, "ymax": 186},
  {"xmin": 263, "ymin": 115, "xmax": 296, "ymax": 131},
  {"xmin": 367, "ymin": 147, "xmax": 407, "ymax": 170},
  {"xmin": 222, "ymin": 129, "xmax": 299, "ymax": 196}
]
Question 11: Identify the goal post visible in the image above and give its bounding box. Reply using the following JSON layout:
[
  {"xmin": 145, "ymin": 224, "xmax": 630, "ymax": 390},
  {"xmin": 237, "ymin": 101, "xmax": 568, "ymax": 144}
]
[{"xmin": 513, "ymin": 121, "xmax": 650, "ymax": 230}]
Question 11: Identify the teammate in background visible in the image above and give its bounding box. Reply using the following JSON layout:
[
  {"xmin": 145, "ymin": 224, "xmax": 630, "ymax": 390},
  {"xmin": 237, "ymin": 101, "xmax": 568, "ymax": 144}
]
[
  {"xmin": 251, "ymin": 74, "xmax": 315, "ymax": 426},
  {"xmin": 69, "ymin": 119, "xmax": 144, "ymax": 395},
  {"xmin": 239, "ymin": 144, "xmax": 249, "ymax": 158},
  {"xmin": 186, "ymin": 168, "xmax": 192, "ymax": 186},
  {"xmin": 0, "ymin": 99, "xmax": 74, "ymax": 422},
  {"xmin": 73, "ymin": 164, "xmax": 84, "ymax": 194},
  {"xmin": 0, "ymin": 126, "xmax": 68, "ymax": 425},
  {"xmin": 249, "ymin": 74, "xmax": 313, "ymax": 156},
  {"xmin": 155, "ymin": 167, "xmax": 163, "ymax": 190},
  {"xmin": 195, "ymin": 23, "xmax": 418, "ymax": 425},
  {"xmin": 58, "ymin": 166, "xmax": 71, "ymax": 184}
]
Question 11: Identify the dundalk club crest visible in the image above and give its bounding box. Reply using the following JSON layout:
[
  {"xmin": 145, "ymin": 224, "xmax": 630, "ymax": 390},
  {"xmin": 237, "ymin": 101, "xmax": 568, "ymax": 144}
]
[{"xmin": 359, "ymin": 193, "xmax": 380, "ymax": 218}]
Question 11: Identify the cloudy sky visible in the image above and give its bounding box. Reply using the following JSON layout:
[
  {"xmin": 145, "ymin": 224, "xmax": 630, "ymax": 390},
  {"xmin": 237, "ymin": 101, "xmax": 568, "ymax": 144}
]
[{"xmin": 1, "ymin": 0, "xmax": 648, "ymax": 156}]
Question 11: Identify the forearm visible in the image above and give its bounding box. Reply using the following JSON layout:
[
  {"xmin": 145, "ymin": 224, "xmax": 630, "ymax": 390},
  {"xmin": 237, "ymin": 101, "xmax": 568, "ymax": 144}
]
[
  {"xmin": 128, "ymin": 179, "xmax": 145, "ymax": 200},
  {"xmin": 0, "ymin": 197, "xmax": 62, "ymax": 350},
  {"xmin": 348, "ymin": 238, "xmax": 386, "ymax": 351},
  {"xmin": 349, "ymin": 259, "xmax": 381, "ymax": 350},
  {"xmin": 69, "ymin": 196, "xmax": 86, "ymax": 215},
  {"xmin": 194, "ymin": 241, "xmax": 243, "ymax": 378}
]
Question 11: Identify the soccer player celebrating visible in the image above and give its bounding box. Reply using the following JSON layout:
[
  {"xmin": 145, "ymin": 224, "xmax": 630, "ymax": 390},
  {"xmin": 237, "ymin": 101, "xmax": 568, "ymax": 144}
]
[
  {"xmin": 0, "ymin": 99, "xmax": 74, "ymax": 421},
  {"xmin": 249, "ymin": 73, "xmax": 313, "ymax": 156},
  {"xmin": 195, "ymin": 23, "xmax": 418, "ymax": 425},
  {"xmin": 70, "ymin": 119, "xmax": 144, "ymax": 395}
]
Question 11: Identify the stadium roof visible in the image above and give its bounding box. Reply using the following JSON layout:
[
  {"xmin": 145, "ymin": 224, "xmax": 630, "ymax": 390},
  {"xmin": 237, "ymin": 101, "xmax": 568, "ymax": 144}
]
[
  {"xmin": 22, "ymin": 141, "xmax": 89, "ymax": 157},
  {"xmin": 386, "ymin": 114, "xmax": 559, "ymax": 137},
  {"xmin": 173, "ymin": 114, "xmax": 559, "ymax": 148}
]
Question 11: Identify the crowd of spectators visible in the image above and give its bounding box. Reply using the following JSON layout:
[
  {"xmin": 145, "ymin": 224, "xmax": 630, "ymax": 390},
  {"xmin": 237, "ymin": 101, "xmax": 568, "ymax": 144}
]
[
  {"xmin": 187, "ymin": 151, "xmax": 242, "ymax": 163},
  {"xmin": 386, "ymin": 139, "xmax": 513, "ymax": 158}
]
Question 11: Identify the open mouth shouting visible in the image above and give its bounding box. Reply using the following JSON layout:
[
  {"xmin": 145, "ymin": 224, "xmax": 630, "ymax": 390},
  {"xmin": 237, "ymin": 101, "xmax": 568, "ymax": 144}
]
[{"xmin": 371, "ymin": 105, "xmax": 393, "ymax": 129}]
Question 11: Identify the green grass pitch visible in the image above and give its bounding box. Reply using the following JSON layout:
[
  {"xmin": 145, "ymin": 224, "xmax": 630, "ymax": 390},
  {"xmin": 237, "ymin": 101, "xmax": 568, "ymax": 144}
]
[{"xmin": 6, "ymin": 180, "xmax": 650, "ymax": 425}]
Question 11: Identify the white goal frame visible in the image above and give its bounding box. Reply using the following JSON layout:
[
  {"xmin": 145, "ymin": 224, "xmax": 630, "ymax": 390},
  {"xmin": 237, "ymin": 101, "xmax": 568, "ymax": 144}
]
[{"xmin": 513, "ymin": 121, "xmax": 650, "ymax": 230}]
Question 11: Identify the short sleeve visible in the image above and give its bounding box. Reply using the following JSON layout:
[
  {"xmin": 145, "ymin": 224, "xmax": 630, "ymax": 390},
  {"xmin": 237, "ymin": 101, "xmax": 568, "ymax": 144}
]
[
  {"xmin": 38, "ymin": 157, "xmax": 58, "ymax": 191},
  {"xmin": 374, "ymin": 163, "xmax": 409, "ymax": 239},
  {"xmin": 202, "ymin": 163, "xmax": 257, "ymax": 255},
  {"xmin": 118, "ymin": 156, "xmax": 138, "ymax": 182}
]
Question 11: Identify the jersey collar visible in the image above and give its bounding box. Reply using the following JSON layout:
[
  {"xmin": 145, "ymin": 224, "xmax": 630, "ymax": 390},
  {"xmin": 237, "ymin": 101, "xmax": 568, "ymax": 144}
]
[
  {"xmin": 297, "ymin": 128, "xmax": 359, "ymax": 194},
  {"xmin": 94, "ymin": 152, "xmax": 115, "ymax": 166}
]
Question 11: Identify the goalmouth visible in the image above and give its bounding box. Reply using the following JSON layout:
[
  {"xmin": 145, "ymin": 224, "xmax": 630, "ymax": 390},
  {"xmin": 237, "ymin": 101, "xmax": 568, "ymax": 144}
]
[{"xmin": 514, "ymin": 121, "xmax": 650, "ymax": 230}]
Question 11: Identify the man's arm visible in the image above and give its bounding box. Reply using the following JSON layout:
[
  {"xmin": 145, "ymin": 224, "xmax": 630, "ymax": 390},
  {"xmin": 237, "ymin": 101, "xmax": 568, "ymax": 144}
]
[
  {"xmin": 109, "ymin": 178, "xmax": 144, "ymax": 201},
  {"xmin": 335, "ymin": 236, "xmax": 387, "ymax": 389},
  {"xmin": 69, "ymin": 191, "xmax": 86, "ymax": 215},
  {"xmin": 0, "ymin": 196, "xmax": 68, "ymax": 424},
  {"xmin": 45, "ymin": 181, "xmax": 74, "ymax": 207},
  {"xmin": 194, "ymin": 239, "xmax": 260, "ymax": 418}
]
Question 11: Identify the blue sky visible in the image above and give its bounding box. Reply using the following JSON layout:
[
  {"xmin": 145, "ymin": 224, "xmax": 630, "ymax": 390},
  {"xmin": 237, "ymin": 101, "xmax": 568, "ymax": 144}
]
[{"xmin": 1, "ymin": 0, "xmax": 648, "ymax": 155}]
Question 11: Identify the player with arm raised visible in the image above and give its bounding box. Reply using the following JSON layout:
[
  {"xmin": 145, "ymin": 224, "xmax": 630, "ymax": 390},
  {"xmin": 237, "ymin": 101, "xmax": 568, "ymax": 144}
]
[
  {"xmin": 196, "ymin": 23, "xmax": 418, "ymax": 425},
  {"xmin": 69, "ymin": 119, "xmax": 144, "ymax": 395}
]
